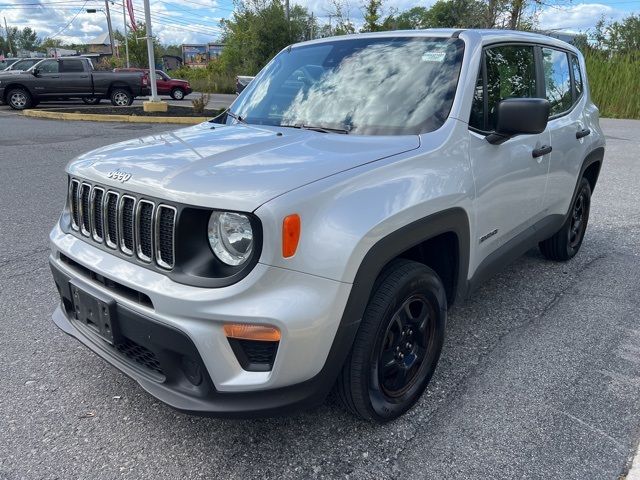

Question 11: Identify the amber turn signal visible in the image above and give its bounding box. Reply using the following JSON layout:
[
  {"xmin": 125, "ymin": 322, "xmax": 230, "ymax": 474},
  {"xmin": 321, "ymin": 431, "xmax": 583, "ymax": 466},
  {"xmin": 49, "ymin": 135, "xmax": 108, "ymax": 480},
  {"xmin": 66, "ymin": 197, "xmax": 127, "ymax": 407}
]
[
  {"xmin": 282, "ymin": 214, "xmax": 301, "ymax": 258},
  {"xmin": 223, "ymin": 323, "xmax": 281, "ymax": 342}
]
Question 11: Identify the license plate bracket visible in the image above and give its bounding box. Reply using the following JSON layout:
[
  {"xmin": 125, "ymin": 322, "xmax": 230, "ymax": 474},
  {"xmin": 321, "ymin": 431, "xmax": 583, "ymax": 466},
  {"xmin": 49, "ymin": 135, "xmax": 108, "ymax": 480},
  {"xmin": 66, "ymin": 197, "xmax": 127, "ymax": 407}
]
[{"xmin": 70, "ymin": 282, "xmax": 118, "ymax": 345}]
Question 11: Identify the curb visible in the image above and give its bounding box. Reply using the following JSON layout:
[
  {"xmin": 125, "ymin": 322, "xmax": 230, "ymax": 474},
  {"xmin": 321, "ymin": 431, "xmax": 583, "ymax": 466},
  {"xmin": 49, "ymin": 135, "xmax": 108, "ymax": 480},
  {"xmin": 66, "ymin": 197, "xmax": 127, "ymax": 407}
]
[{"xmin": 22, "ymin": 109, "xmax": 208, "ymax": 125}]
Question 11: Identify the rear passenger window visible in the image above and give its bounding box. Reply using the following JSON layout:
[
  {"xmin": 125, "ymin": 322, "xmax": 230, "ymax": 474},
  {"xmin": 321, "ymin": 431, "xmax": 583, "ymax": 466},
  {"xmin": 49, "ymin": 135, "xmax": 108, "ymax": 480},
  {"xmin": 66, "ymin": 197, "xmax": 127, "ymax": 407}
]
[
  {"xmin": 542, "ymin": 48, "xmax": 572, "ymax": 116},
  {"xmin": 571, "ymin": 54, "xmax": 583, "ymax": 98},
  {"xmin": 61, "ymin": 60, "xmax": 84, "ymax": 73},
  {"xmin": 470, "ymin": 45, "xmax": 537, "ymax": 132}
]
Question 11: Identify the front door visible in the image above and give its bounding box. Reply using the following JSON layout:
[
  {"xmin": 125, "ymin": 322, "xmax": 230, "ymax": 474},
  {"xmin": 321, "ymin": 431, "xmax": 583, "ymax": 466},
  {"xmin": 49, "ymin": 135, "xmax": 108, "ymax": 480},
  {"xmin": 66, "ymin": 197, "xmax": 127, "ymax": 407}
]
[
  {"xmin": 32, "ymin": 59, "xmax": 62, "ymax": 98},
  {"xmin": 468, "ymin": 44, "xmax": 551, "ymax": 271}
]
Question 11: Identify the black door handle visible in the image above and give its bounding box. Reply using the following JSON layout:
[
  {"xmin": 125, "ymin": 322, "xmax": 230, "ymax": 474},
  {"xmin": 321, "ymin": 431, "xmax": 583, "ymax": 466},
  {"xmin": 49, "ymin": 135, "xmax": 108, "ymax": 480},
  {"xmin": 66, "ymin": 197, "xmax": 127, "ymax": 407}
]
[
  {"xmin": 576, "ymin": 128, "xmax": 591, "ymax": 139},
  {"xmin": 532, "ymin": 145, "xmax": 552, "ymax": 158}
]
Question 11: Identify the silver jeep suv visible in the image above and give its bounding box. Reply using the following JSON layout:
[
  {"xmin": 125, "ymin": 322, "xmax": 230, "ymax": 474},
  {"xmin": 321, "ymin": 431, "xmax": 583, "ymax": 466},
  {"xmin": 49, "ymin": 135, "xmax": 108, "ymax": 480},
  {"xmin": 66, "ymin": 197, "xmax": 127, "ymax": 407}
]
[{"xmin": 49, "ymin": 29, "xmax": 605, "ymax": 422}]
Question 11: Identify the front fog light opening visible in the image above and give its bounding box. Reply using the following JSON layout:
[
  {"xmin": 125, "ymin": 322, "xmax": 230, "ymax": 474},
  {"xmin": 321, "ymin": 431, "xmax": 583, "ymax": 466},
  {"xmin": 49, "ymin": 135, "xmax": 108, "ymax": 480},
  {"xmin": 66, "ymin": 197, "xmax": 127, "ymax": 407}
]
[
  {"xmin": 224, "ymin": 323, "xmax": 280, "ymax": 372},
  {"xmin": 208, "ymin": 211, "xmax": 254, "ymax": 266}
]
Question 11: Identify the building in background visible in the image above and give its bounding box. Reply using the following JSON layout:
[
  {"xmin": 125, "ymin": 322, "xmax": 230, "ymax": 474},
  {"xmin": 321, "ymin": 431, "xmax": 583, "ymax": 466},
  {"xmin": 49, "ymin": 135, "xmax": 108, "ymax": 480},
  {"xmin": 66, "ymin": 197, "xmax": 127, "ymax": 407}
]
[
  {"xmin": 182, "ymin": 44, "xmax": 208, "ymax": 67},
  {"xmin": 86, "ymin": 33, "xmax": 119, "ymax": 56},
  {"xmin": 181, "ymin": 43, "xmax": 225, "ymax": 67},
  {"xmin": 162, "ymin": 54, "xmax": 183, "ymax": 71},
  {"xmin": 207, "ymin": 43, "xmax": 224, "ymax": 59},
  {"xmin": 47, "ymin": 47, "xmax": 77, "ymax": 57}
]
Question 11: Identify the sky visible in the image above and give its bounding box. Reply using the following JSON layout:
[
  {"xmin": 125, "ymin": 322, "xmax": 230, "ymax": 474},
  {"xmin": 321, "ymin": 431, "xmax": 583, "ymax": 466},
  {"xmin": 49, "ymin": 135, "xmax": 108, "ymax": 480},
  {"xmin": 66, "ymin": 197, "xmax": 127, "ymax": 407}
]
[{"xmin": 0, "ymin": 0, "xmax": 637, "ymax": 46}]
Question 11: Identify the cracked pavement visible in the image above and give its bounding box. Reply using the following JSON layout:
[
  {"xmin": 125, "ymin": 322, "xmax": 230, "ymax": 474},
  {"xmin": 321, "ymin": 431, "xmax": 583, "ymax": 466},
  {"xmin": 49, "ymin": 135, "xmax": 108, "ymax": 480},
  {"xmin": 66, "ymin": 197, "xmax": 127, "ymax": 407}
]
[{"xmin": 0, "ymin": 115, "xmax": 639, "ymax": 479}]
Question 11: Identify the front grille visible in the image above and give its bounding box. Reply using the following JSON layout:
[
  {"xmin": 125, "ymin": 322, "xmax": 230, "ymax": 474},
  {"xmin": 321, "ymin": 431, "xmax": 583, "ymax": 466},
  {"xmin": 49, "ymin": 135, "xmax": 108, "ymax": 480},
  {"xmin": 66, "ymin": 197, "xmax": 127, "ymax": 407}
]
[
  {"xmin": 119, "ymin": 196, "xmax": 135, "ymax": 255},
  {"xmin": 115, "ymin": 338, "xmax": 164, "ymax": 376},
  {"xmin": 68, "ymin": 178, "xmax": 176, "ymax": 270},
  {"xmin": 80, "ymin": 183, "xmax": 91, "ymax": 235}
]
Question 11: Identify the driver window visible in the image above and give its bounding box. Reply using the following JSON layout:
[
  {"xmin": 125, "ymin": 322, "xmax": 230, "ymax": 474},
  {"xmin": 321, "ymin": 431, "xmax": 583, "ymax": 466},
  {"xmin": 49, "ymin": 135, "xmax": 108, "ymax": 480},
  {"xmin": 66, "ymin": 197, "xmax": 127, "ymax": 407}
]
[
  {"xmin": 38, "ymin": 60, "xmax": 60, "ymax": 74},
  {"xmin": 485, "ymin": 45, "xmax": 537, "ymax": 131}
]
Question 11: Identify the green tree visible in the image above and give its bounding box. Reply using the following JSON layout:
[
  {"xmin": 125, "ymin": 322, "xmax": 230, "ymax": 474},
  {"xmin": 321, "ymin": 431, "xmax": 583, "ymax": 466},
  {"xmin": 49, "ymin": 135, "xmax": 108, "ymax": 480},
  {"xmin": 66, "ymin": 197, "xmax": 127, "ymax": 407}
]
[
  {"xmin": 219, "ymin": 0, "xmax": 313, "ymax": 75},
  {"xmin": 604, "ymin": 14, "xmax": 640, "ymax": 53},
  {"xmin": 361, "ymin": 0, "xmax": 383, "ymax": 32},
  {"xmin": 17, "ymin": 27, "xmax": 40, "ymax": 51}
]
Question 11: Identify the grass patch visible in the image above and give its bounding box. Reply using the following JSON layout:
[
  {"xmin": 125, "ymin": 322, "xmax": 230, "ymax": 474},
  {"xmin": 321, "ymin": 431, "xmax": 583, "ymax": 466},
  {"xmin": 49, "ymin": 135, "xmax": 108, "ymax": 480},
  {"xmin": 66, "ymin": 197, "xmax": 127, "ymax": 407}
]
[
  {"xmin": 171, "ymin": 67, "xmax": 236, "ymax": 94},
  {"xmin": 585, "ymin": 51, "xmax": 640, "ymax": 119}
]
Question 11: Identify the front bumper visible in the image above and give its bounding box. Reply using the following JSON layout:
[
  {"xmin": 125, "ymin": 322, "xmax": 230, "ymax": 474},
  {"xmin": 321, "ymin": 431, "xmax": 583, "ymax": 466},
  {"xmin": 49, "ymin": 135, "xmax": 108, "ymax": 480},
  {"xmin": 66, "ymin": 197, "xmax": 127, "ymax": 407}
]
[{"xmin": 49, "ymin": 223, "xmax": 355, "ymax": 415}]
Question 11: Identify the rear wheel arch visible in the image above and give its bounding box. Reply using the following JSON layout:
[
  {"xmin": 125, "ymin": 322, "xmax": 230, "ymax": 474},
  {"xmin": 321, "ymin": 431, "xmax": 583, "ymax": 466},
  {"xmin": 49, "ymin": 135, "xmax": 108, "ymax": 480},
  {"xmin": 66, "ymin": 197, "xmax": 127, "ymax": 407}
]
[{"xmin": 581, "ymin": 149, "xmax": 603, "ymax": 193}]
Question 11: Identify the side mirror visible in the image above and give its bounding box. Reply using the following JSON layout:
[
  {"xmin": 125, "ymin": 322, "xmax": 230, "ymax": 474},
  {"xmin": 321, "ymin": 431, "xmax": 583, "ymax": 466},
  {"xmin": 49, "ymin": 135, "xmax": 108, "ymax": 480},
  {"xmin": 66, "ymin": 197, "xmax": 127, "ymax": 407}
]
[
  {"xmin": 486, "ymin": 98, "xmax": 550, "ymax": 145},
  {"xmin": 32, "ymin": 68, "xmax": 40, "ymax": 77}
]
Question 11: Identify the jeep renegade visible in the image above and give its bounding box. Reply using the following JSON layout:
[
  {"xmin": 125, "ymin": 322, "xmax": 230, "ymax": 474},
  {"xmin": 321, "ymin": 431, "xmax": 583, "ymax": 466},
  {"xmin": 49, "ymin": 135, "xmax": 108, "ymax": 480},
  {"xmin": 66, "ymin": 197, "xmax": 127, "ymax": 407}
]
[{"xmin": 49, "ymin": 29, "xmax": 605, "ymax": 422}]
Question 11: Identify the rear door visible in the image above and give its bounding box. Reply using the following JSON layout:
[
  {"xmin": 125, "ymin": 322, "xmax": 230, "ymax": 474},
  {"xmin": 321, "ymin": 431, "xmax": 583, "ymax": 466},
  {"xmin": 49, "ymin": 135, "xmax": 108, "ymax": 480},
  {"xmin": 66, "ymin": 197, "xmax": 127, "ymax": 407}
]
[
  {"xmin": 468, "ymin": 44, "xmax": 551, "ymax": 269},
  {"xmin": 542, "ymin": 49, "xmax": 590, "ymax": 216},
  {"xmin": 59, "ymin": 59, "xmax": 92, "ymax": 96}
]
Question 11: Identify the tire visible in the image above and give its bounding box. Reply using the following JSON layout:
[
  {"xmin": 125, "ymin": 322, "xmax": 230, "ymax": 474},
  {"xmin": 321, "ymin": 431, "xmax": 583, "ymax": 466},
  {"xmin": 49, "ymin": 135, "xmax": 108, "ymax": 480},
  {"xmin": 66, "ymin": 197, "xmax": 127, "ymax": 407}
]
[
  {"xmin": 539, "ymin": 177, "xmax": 591, "ymax": 261},
  {"xmin": 170, "ymin": 87, "xmax": 185, "ymax": 100},
  {"xmin": 6, "ymin": 88, "xmax": 32, "ymax": 110},
  {"xmin": 110, "ymin": 88, "xmax": 133, "ymax": 107},
  {"xmin": 336, "ymin": 259, "xmax": 447, "ymax": 423},
  {"xmin": 82, "ymin": 97, "xmax": 101, "ymax": 105}
]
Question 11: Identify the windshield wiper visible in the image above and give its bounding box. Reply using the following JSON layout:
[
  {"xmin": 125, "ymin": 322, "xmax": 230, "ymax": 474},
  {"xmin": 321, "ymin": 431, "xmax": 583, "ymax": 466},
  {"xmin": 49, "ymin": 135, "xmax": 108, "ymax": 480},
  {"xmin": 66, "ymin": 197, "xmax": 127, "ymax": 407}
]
[
  {"xmin": 280, "ymin": 123, "xmax": 350, "ymax": 134},
  {"xmin": 227, "ymin": 110, "xmax": 247, "ymax": 124}
]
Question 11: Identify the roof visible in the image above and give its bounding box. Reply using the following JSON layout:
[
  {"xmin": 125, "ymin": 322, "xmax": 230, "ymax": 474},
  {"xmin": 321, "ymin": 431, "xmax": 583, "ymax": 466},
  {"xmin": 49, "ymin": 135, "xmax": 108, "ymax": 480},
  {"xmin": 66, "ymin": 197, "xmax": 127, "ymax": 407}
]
[
  {"xmin": 295, "ymin": 28, "xmax": 578, "ymax": 53},
  {"xmin": 87, "ymin": 32, "xmax": 120, "ymax": 47}
]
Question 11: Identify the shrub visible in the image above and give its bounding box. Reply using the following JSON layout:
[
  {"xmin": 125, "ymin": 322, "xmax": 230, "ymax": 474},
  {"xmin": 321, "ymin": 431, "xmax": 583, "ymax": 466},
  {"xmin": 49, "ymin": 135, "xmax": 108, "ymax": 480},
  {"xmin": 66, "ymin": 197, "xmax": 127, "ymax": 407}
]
[
  {"xmin": 191, "ymin": 92, "xmax": 211, "ymax": 114},
  {"xmin": 585, "ymin": 51, "xmax": 640, "ymax": 119}
]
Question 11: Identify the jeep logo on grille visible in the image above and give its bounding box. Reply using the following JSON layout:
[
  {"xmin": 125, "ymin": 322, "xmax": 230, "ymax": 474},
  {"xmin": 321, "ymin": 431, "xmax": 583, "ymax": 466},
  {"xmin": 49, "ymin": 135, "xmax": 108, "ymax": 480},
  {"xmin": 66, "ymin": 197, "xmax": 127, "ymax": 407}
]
[{"xmin": 107, "ymin": 170, "xmax": 132, "ymax": 183}]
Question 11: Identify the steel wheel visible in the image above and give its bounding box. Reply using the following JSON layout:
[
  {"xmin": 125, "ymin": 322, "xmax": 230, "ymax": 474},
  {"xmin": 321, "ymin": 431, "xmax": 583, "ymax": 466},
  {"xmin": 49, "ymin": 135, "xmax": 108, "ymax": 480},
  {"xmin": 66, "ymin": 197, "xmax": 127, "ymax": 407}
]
[
  {"xmin": 568, "ymin": 189, "xmax": 589, "ymax": 249},
  {"xmin": 377, "ymin": 295, "xmax": 435, "ymax": 397},
  {"xmin": 172, "ymin": 88, "xmax": 185, "ymax": 100}
]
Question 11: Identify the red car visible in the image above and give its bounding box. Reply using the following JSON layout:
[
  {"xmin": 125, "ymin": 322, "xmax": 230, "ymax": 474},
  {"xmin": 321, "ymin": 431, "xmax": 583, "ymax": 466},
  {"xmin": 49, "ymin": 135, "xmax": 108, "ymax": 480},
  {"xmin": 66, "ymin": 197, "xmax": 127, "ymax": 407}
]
[{"xmin": 114, "ymin": 68, "xmax": 192, "ymax": 100}]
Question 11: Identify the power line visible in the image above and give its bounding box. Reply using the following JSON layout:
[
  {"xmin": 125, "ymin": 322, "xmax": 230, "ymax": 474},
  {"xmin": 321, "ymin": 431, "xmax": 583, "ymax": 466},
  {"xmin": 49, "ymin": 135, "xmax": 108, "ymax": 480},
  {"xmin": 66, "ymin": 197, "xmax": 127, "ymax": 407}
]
[{"xmin": 49, "ymin": 0, "xmax": 89, "ymax": 39}]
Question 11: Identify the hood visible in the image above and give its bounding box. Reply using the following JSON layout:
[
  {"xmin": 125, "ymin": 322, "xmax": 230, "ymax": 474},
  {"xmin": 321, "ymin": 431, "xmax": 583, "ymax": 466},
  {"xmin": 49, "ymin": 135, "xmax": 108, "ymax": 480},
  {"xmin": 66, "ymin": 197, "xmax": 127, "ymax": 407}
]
[{"xmin": 67, "ymin": 122, "xmax": 419, "ymax": 212}]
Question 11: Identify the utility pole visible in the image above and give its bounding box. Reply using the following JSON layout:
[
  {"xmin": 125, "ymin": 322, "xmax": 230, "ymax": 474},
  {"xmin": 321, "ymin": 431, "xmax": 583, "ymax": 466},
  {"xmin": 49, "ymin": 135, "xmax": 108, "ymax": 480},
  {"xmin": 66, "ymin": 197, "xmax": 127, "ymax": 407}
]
[
  {"xmin": 309, "ymin": 12, "xmax": 314, "ymax": 40},
  {"xmin": 3, "ymin": 17, "xmax": 13, "ymax": 57},
  {"xmin": 121, "ymin": 0, "xmax": 130, "ymax": 67},
  {"xmin": 285, "ymin": 0, "xmax": 290, "ymax": 40},
  {"xmin": 142, "ymin": 0, "xmax": 161, "ymax": 104},
  {"xmin": 104, "ymin": 0, "xmax": 116, "ymax": 56}
]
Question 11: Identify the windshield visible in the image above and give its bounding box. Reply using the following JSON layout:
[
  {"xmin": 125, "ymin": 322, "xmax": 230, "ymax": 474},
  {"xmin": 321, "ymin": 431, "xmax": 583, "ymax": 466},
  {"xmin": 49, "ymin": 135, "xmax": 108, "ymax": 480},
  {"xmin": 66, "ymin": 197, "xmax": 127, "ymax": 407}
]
[
  {"xmin": 230, "ymin": 36, "xmax": 464, "ymax": 135},
  {"xmin": 10, "ymin": 59, "xmax": 39, "ymax": 71}
]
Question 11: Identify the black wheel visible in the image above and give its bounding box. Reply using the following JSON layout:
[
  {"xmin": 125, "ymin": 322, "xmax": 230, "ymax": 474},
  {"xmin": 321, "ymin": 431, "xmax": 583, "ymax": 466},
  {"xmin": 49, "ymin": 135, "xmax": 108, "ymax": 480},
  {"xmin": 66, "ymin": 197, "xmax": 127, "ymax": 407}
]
[
  {"xmin": 6, "ymin": 88, "xmax": 32, "ymax": 110},
  {"xmin": 336, "ymin": 259, "xmax": 447, "ymax": 423},
  {"xmin": 110, "ymin": 88, "xmax": 133, "ymax": 107},
  {"xmin": 539, "ymin": 177, "xmax": 591, "ymax": 261},
  {"xmin": 170, "ymin": 87, "xmax": 186, "ymax": 100},
  {"xmin": 82, "ymin": 97, "xmax": 101, "ymax": 105}
]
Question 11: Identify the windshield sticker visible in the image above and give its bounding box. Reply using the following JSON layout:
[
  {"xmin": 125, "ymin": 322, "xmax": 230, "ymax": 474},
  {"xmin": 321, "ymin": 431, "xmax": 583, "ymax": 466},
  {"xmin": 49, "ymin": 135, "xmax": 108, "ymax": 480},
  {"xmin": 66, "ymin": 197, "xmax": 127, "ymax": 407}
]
[{"xmin": 422, "ymin": 52, "xmax": 447, "ymax": 63}]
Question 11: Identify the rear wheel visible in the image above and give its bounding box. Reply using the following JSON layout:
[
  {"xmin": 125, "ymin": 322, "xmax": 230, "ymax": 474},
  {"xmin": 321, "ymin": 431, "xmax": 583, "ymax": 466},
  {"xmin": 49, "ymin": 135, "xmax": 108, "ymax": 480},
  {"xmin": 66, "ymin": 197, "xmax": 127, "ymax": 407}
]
[
  {"xmin": 82, "ymin": 97, "xmax": 101, "ymax": 105},
  {"xmin": 110, "ymin": 88, "xmax": 133, "ymax": 107},
  {"xmin": 6, "ymin": 88, "xmax": 32, "ymax": 110},
  {"xmin": 539, "ymin": 177, "xmax": 591, "ymax": 261},
  {"xmin": 336, "ymin": 259, "xmax": 447, "ymax": 423},
  {"xmin": 170, "ymin": 87, "xmax": 185, "ymax": 100}
]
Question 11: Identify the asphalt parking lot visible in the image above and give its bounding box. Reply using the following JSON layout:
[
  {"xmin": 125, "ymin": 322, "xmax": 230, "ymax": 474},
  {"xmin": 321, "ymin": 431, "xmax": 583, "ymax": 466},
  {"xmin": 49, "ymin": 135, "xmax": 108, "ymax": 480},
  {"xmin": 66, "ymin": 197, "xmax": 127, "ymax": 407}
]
[{"xmin": 0, "ymin": 114, "xmax": 638, "ymax": 480}]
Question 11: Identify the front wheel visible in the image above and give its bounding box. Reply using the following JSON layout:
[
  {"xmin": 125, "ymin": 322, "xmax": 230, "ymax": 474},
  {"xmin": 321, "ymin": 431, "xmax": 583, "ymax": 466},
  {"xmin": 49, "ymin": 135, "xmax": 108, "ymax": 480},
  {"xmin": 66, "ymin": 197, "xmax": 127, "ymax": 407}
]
[
  {"xmin": 6, "ymin": 88, "xmax": 33, "ymax": 110},
  {"xmin": 539, "ymin": 177, "xmax": 592, "ymax": 261},
  {"xmin": 170, "ymin": 87, "xmax": 185, "ymax": 100},
  {"xmin": 82, "ymin": 97, "xmax": 101, "ymax": 105},
  {"xmin": 110, "ymin": 88, "xmax": 133, "ymax": 107},
  {"xmin": 336, "ymin": 259, "xmax": 447, "ymax": 423}
]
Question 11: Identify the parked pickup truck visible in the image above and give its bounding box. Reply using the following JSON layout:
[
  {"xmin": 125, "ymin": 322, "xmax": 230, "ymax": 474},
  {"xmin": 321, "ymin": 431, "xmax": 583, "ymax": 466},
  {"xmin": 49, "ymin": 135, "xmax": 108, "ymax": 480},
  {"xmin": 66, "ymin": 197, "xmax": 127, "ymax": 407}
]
[{"xmin": 0, "ymin": 57, "xmax": 150, "ymax": 110}]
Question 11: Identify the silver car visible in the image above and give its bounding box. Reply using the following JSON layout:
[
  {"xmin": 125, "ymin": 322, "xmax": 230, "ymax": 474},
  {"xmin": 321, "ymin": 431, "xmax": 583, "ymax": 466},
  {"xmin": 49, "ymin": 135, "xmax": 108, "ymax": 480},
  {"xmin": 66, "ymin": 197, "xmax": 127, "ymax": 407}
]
[{"xmin": 49, "ymin": 29, "xmax": 605, "ymax": 422}]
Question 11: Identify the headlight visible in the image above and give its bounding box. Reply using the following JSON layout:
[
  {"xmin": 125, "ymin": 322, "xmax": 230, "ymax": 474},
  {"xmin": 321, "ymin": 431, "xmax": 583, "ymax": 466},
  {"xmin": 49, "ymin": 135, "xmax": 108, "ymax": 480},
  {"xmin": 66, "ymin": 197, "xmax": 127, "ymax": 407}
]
[{"xmin": 208, "ymin": 211, "xmax": 253, "ymax": 266}]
